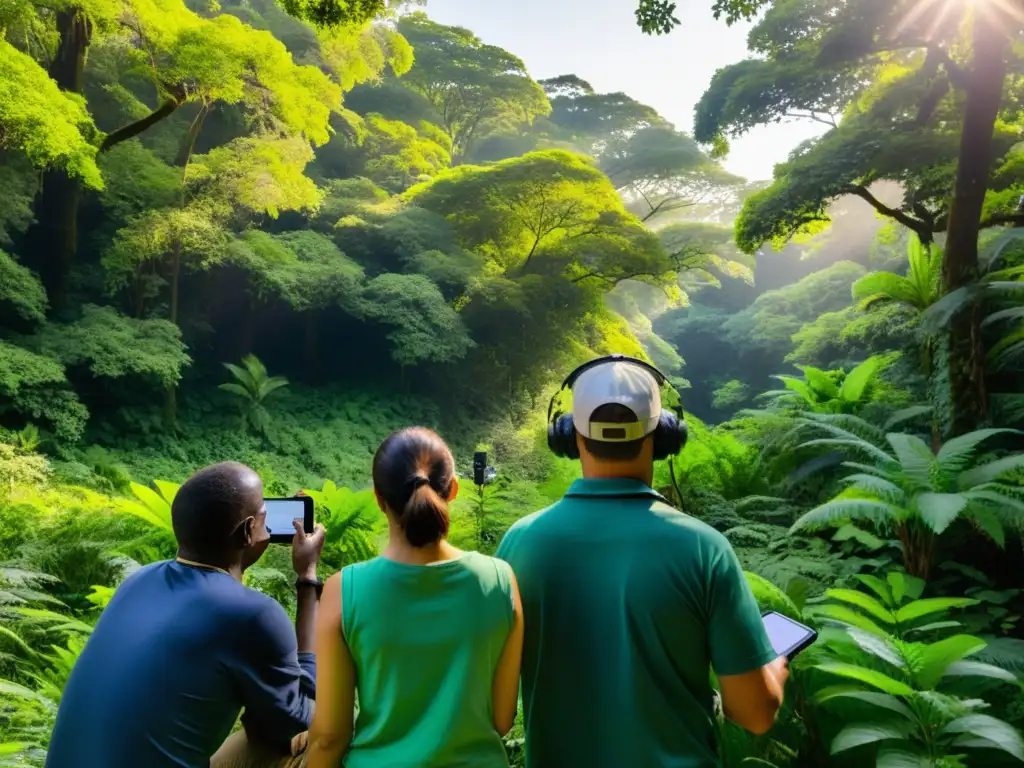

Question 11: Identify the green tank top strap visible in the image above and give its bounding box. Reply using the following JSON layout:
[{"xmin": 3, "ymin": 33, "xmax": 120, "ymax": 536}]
[{"xmin": 340, "ymin": 562, "xmax": 358, "ymax": 649}]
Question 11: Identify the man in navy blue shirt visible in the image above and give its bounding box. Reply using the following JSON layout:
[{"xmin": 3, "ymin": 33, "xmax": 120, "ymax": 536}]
[{"xmin": 46, "ymin": 461, "xmax": 326, "ymax": 768}]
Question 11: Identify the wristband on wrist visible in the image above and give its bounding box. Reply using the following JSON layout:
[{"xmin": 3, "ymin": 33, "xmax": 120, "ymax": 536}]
[{"xmin": 296, "ymin": 576, "xmax": 323, "ymax": 599}]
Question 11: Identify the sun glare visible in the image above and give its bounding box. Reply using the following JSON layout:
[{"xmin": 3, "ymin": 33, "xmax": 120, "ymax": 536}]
[{"xmin": 896, "ymin": 0, "xmax": 1024, "ymax": 39}]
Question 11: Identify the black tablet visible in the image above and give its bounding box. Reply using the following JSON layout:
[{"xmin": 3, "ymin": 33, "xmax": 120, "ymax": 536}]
[{"xmin": 263, "ymin": 496, "xmax": 315, "ymax": 544}]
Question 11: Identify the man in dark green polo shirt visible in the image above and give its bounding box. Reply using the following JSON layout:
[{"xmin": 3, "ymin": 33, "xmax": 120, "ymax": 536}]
[{"xmin": 496, "ymin": 357, "xmax": 788, "ymax": 768}]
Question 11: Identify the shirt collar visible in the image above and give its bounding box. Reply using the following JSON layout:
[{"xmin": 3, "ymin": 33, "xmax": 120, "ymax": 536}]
[{"xmin": 564, "ymin": 477, "xmax": 665, "ymax": 501}]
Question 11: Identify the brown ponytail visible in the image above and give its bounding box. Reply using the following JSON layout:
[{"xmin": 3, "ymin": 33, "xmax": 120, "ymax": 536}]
[{"xmin": 372, "ymin": 428, "xmax": 454, "ymax": 547}]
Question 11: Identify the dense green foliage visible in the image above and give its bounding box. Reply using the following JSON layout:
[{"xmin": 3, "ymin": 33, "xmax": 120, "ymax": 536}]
[{"xmin": 2, "ymin": 0, "xmax": 1024, "ymax": 766}]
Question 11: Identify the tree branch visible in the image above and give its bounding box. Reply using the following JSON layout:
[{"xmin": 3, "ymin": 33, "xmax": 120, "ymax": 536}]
[
  {"xmin": 640, "ymin": 197, "xmax": 696, "ymax": 222},
  {"xmin": 930, "ymin": 46, "xmax": 969, "ymax": 90},
  {"xmin": 842, "ymin": 184, "xmax": 934, "ymax": 242},
  {"xmin": 783, "ymin": 110, "xmax": 838, "ymax": 128},
  {"xmin": 979, "ymin": 211, "xmax": 1024, "ymax": 229},
  {"xmin": 99, "ymin": 83, "xmax": 189, "ymax": 153}
]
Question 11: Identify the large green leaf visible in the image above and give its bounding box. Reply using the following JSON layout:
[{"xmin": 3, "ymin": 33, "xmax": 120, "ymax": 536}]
[
  {"xmin": 937, "ymin": 429, "xmax": 1021, "ymax": 475},
  {"xmin": 959, "ymin": 453, "xmax": 1024, "ymax": 487},
  {"xmin": 883, "ymin": 406, "xmax": 933, "ymax": 432},
  {"xmin": 152, "ymin": 479, "xmax": 180, "ymax": 506},
  {"xmin": 795, "ymin": 365, "xmax": 839, "ymax": 399},
  {"xmin": 845, "ymin": 627, "xmax": 907, "ymax": 669},
  {"xmin": 814, "ymin": 688, "xmax": 914, "ymax": 719},
  {"xmin": 823, "ymin": 589, "xmax": 895, "ymax": 624},
  {"xmin": 887, "ymin": 571, "xmax": 925, "ymax": 603},
  {"xmin": 876, "ymin": 748, "xmax": 933, "ymax": 768},
  {"xmin": 806, "ymin": 604, "xmax": 887, "ymax": 636},
  {"xmin": 256, "ymin": 376, "xmax": 289, "ymax": 402},
  {"xmin": 965, "ymin": 506, "xmax": 1007, "ymax": 547},
  {"xmin": 833, "ymin": 523, "xmax": 887, "ymax": 550},
  {"xmin": 830, "ymin": 723, "xmax": 908, "ymax": 754},
  {"xmin": 813, "ymin": 662, "xmax": 915, "ymax": 695},
  {"xmin": 855, "ymin": 574, "xmax": 894, "ymax": 605},
  {"xmin": 0, "ymin": 679, "xmax": 50, "ymax": 703},
  {"xmin": 852, "ymin": 271, "xmax": 920, "ymax": 308},
  {"xmin": 799, "ymin": 437, "xmax": 896, "ymax": 466},
  {"xmin": 963, "ymin": 488, "xmax": 1024, "ymax": 512},
  {"xmin": 218, "ymin": 382, "xmax": 251, "ymax": 399},
  {"xmin": 894, "ymin": 598, "xmax": 977, "ymax": 624},
  {"xmin": 223, "ymin": 362, "xmax": 256, "ymax": 392},
  {"xmin": 839, "ymin": 353, "xmax": 899, "ymax": 404},
  {"xmin": 791, "ymin": 499, "xmax": 902, "ymax": 533},
  {"xmin": 940, "ymin": 714, "xmax": 1024, "ymax": 759},
  {"xmin": 914, "ymin": 493, "xmax": 968, "ymax": 534},
  {"xmin": 942, "ymin": 660, "xmax": 1022, "ymax": 685},
  {"xmin": 842, "ymin": 473, "xmax": 904, "ymax": 499},
  {"xmin": 905, "ymin": 621, "xmax": 962, "ymax": 637},
  {"xmin": 887, "ymin": 433, "xmax": 935, "ymax": 490},
  {"xmin": 0, "ymin": 626, "xmax": 35, "ymax": 658},
  {"xmin": 913, "ymin": 635, "xmax": 986, "ymax": 690},
  {"xmin": 971, "ymin": 638, "xmax": 1024, "ymax": 682}
]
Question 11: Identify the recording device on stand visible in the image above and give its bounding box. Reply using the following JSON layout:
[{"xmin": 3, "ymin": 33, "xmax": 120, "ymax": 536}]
[
  {"xmin": 473, "ymin": 451, "xmax": 497, "ymax": 488},
  {"xmin": 263, "ymin": 496, "xmax": 314, "ymax": 544}
]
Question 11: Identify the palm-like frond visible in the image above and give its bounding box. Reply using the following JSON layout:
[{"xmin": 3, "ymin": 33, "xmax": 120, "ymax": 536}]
[
  {"xmin": 794, "ymin": 365, "xmax": 839, "ymax": 399},
  {"xmin": 851, "ymin": 237, "xmax": 942, "ymax": 313},
  {"xmin": 839, "ymin": 353, "xmax": 899, "ymax": 403},
  {"xmin": 801, "ymin": 412, "xmax": 888, "ymax": 446},
  {"xmin": 913, "ymin": 493, "xmax": 968, "ymax": 534},
  {"xmin": 113, "ymin": 481, "xmax": 176, "ymax": 532},
  {"xmin": 936, "ymin": 428, "xmax": 1020, "ymax": 475},
  {"xmin": 885, "ymin": 433, "xmax": 935, "ymax": 490},
  {"xmin": 883, "ymin": 406, "xmax": 932, "ymax": 431},
  {"xmin": 257, "ymin": 377, "xmax": 289, "ymax": 400},
  {"xmin": 791, "ymin": 499, "xmax": 904, "ymax": 532},
  {"xmin": 959, "ymin": 453, "xmax": 1024, "ymax": 487}
]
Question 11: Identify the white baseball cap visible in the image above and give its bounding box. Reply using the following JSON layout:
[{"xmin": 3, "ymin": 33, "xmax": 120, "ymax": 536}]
[{"xmin": 571, "ymin": 360, "xmax": 661, "ymax": 441}]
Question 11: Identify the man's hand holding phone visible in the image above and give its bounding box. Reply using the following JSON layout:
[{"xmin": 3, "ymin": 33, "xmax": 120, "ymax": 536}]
[{"xmin": 292, "ymin": 519, "xmax": 326, "ymax": 580}]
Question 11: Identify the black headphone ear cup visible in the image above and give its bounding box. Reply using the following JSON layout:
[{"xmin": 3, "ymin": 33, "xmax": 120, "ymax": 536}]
[
  {"xmin": 548, "ymin": 414, "xmax": 579, "ymax": 459},
  {"xmin": 652, "ymin": 410, "xmax": 688, "ymax": 461}
]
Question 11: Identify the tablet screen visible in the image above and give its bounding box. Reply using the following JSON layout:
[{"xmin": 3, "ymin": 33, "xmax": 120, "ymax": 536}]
[{"xmin": 763, "ymin": 612, "xmax": 816, "ymax": 657}]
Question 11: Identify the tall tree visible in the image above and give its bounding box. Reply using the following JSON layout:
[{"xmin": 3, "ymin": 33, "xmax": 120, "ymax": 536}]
[
  {"xmin": 679, "ymin": 0, "xmax": 1024, "ymax": 436},
  {"xmin": 537, "ymin": 76, "xmax": 742, "ymax": 222},
  {"xmin": 14, "ymin": 0, "xmax": 344, "ymax": 311},
  {"xmin": 394, "ymin": 12, "xmax": 550, "ymax": 162}
]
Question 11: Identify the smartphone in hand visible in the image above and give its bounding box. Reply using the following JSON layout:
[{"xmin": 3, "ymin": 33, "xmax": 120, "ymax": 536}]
[{"xmin": 263, "ymin": 496, "xmax": 314, "ymax": 544}]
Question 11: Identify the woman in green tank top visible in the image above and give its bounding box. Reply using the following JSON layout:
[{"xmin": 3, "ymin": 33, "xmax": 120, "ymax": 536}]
[{"xmin": 307, "ymin": 427, "xmax": 524, "ymax": 768}]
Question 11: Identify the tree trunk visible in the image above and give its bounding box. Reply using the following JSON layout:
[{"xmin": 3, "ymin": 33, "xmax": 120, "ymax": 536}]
[
  {"xmin": 29, "ymin": 8, "xmax": 92, "ymax": 312},
  {"xmin": 164, "ymin": 247, "xmax": 182, "ymax": 429},
  {"xmin": 169, "ymin": 247, "xmax": 181, "ymax": 326},
  {"xmin": 941, "ymin": 12, "xmax": 1009, "ymax": 436},
  {"xmin": 176, "ymin": 105, "xmax": 210, "ymax": 169}
]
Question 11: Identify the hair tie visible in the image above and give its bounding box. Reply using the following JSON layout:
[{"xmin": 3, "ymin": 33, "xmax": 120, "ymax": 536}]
[{"xmin": 411, "ymin": 475, "xmax": 430, "ymax": 490}]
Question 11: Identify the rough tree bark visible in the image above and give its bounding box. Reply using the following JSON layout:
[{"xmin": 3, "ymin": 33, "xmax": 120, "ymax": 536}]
[{"xmin": 940, "ymin": 10, "xmax": 1010, "ymax": 436}]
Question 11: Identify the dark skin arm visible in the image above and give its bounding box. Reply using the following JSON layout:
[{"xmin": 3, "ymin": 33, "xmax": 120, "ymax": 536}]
[{"xmin": 291, "ymin": 518, "xmax": 326, "ymax": 653}]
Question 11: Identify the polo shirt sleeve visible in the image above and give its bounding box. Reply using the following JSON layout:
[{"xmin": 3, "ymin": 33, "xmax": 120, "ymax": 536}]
[
  {"xmin": 705, "ymin": 538, "xmax": 777, "ymax": 677},
  {"xmin": 495, "ymin": 523, "xmax": 517, "ymax": 563},
  {"xmin": 232, "ymin": 601, "xmax": 315, "ymax": 746}
]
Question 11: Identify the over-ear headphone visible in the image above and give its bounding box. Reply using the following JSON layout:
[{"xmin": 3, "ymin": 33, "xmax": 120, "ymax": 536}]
[{"xmin": 546, "ymin": 354, "xmax": 688, "ymax": 461}]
